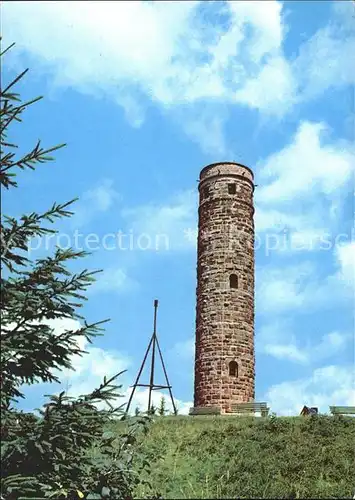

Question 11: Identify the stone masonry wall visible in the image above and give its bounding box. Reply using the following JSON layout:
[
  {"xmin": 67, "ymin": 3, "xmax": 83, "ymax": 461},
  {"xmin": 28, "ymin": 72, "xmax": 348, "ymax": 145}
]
[{"xmin": 193, "ymin": 162, "xmax": 255, "ymax": 414}]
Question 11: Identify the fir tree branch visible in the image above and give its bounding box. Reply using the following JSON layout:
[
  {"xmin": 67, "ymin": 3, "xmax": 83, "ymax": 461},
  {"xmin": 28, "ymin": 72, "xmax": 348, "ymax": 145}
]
[{"xmin": 1, "ymin": 200, "xmax": 78, "ymax": 271}]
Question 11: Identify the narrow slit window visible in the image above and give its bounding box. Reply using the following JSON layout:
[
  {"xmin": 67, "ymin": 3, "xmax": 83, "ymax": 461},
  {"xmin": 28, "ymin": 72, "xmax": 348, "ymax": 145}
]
[
  {"xmin": 229, "ymin": 360, "xmax": 238, "ymax": 377},
  {"xmin": 228, "ymin": 183, "xmax": 236, "ymax": 194},
  {"xmin": 229, "ymin": 274, "xmax": 238, "ymax": 289},
  {"xmin": 203, "ymin": 187, "xmax": 209, "ymax": 198}
]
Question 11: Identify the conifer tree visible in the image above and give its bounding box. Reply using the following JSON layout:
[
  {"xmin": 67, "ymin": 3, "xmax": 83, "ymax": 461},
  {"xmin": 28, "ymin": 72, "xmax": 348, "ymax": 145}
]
[
  {"xmin": 0, "ymin": 42, "xmax": 151, "ymax": 500},
  {"xmin": 149, "ymin": 404, "xmax": 157, "ymax": 416},
  {"xmin": 158, "ymin": 396, "xmax": 167, "ymax": 416}
]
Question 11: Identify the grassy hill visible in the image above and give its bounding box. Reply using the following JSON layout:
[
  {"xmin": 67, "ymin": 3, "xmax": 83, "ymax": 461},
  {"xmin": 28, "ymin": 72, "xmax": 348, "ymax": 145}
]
[{"xmin": 114, "ymin": 414, "xmax": 354, "ymax": 499}]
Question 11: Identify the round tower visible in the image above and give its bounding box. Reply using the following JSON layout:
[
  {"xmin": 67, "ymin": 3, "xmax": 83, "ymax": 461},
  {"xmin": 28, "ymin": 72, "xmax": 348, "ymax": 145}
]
[{"xmin": 193, "ymin": 161, "xmax": 255, "ymax": 414}]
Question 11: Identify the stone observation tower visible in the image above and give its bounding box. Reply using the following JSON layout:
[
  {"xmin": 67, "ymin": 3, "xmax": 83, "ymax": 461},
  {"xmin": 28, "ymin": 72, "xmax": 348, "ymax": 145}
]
[{"xmin": 192, "ymin": 162, "xmax": 255, "ymax": 414}]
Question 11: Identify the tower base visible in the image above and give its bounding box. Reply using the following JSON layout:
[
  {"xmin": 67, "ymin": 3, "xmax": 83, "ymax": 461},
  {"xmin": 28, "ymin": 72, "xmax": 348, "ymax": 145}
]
[{"xmin": 189, "ymin": 406, "xmax": 221, "ymax": 416}]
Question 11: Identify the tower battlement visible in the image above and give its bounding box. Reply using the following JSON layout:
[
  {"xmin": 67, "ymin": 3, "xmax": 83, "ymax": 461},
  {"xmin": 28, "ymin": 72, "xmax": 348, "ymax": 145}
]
[
  {"xmin": 199, "ymin": 161, "xmax": 254, "ymax": 183},
  {"xmin": 193, "ymin": 161, "xmax": 255, "ymax": 414}
]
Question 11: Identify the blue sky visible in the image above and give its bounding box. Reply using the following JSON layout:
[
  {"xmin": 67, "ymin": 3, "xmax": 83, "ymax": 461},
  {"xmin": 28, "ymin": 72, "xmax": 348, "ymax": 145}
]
[{"xmin": 3, "ymin": 0, "xmax": 354, "ymax": 415}]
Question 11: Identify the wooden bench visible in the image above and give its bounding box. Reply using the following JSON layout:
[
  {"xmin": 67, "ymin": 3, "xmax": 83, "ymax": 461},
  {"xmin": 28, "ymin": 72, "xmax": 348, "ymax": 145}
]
[
  {"xmin": 329, "ymin": 406, "xmax": 355, "ymax": 416},
  {"xmin": 231, "ymin": 402, "xmax": 269, "ymax": 417},
  {"xmin": 189, "ymin": 406, "xmax": 221, "ymax": 416}
]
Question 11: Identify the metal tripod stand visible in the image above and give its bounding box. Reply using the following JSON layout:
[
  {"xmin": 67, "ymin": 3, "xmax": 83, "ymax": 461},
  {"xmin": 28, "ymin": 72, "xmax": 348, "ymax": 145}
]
[{"xmin": 125, "ymin": 299, "xmax": 177, "ymax": 415}]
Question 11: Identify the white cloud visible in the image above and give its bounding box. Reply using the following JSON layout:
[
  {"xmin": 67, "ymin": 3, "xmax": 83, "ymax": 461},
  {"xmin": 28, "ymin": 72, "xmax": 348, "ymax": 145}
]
[
  {"xmin": 242, "ymin": 1, "xmax": 355, "ymax": 114},
  {"xmin": 26, "ymin": 318, "xmax": 192, "ymax": 414},
  {"xmin": 254, "ymin": 211, "xmax": 332, "ymax": 256},
  {"xmin": 287, "ymin": 229, "xmax": 333, "ymax": 253},
  {"xmin": 122, "ymin": 387, "xmax": 193, "ymax": 416},
  {"xmin": 3, "ymin": 0, "xmax": 354, "ymax": 150},
  {"xmin": 264, "ymin": 343, "xmax": 308, "ymax": 364},
  {"xmin": 84, "ymin": 179, "xmax": 119, "ymax": 212},
  {"xmin": 2, "ymin": 0, "xmax": 285, "ymax": 119},
  {"xmin": 292, "ymin": 9, "xmax": 355, "ymax": 101},
  {"xmin": 36, "ymin": 318, "xmax": 132, "ymax": 409},
  {"xmin": 180, "ymin": 107, "xmax": 231, "ymax": 157},
  {"xmin": 235, "ymin": 55, "xmax": 295, "ymax": 116},
  {"xmin": 122, "ymin": 189, "xmax": 197, "ymax": 252},
  {"xmin": 259, "ymin": 319, "xmax": 352, "ymax": 364},
  {"xmin": 256, "ymin": 261, "xmax": 315, "ymax": 313},
  {"xmin": 257, "ymin": 121, "xmax": 353, "ymax": 204},
  {"xmin": 257, "ymin": 255, "xmax": 353, "ymax": 315},
  {"xmin": 265, "ymin": 364, "xmax": 355, "ymax": 416},
  {"xmin": 254, "ymin": 208, "xmax": 304, "ymax": 233},
  {"xmin": 42, "ymin": 318, "xmax": 130, "ymax": 374},
  {"xmin": 228, "ymin": 0, "xmax": 284, "ymax": 59},
  {"xmin": 2, "ymin": 1, "xmax": 198, "ymax": 86},
  {"xmin": 336, "ymin": 240, "xmax": 355, "ymax": 287},
  {"xmin": 41, "ymin": 317, "xmax": 86, "ymax": 350},
  {"xmin": 62, "ymin": 346, "xmax": 131, "ymax": 401},
  {"xmin": 88, "ymin": 268, "xmax": 138, "ymax": 295},
  {"xmin": 255, "ymin": 121, "xmax": 353, "ymax": 258},
  {"xmin": 71, "ymin": 179, "xmax": 119, "ymax": 228},
  {"xmin": 315, "ymin": 331, "xmax": 353, "ymax": 360},
  {"xmin": 1, "ymin": 1, "xmax": 206, "ymax": 113},
  {"xmin": 3, "ymin": 0, "xmax": 353, "ymax": 153}
]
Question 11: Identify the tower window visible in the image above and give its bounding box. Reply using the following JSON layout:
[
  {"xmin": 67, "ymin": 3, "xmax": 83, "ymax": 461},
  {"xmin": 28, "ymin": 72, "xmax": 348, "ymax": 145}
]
[
  {"xmin": 229, "ymin": 274, "xmax": 238, "ymax": 289},
  {"xmin": 228, "ymin": 183, "xmax": 236, "ymax": 194},
  {"xmin": 229, "ymin": 360, "xmax": 238, "ymax": 377},
  {"xmin": 202, "ymin": 186, "xmax": 209, "ymax": 198}
]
